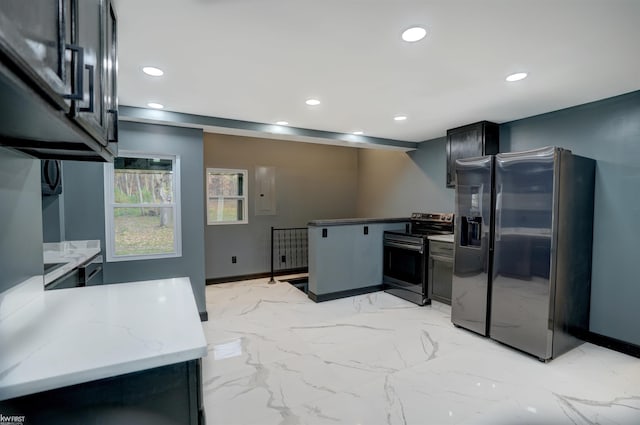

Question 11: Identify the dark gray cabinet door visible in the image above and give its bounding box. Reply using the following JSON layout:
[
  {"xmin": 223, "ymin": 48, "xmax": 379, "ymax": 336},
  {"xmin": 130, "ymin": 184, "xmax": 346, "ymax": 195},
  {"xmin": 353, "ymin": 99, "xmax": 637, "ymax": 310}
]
[
  {"xmin": 71, "ymin": 0, "xmax": 107, "ymax": 144},
  {"xmin": 0, "ymin": 1, "xmax": 69, "ymax": 111},
  {"xmin": 428, "ymin": 241, "xmax": 453, "ymax": 305},
  {"xmin": 0, "ymin": 360, "xmax": 205, "ymax": 425},
  {"xmin": 104, "ymin": 0, "xmax": 118, "ymax": 155},
  {"xmin": 447, "ymin": 126, "xmax": 482, "ymax": 188}
]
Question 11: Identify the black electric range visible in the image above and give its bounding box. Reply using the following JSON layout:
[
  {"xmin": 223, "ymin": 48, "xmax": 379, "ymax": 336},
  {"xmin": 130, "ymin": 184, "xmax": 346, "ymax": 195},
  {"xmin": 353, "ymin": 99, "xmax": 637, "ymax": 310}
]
[{"xmin": 383, "ymin": 212, "xmax": 454, "ymax": 305}]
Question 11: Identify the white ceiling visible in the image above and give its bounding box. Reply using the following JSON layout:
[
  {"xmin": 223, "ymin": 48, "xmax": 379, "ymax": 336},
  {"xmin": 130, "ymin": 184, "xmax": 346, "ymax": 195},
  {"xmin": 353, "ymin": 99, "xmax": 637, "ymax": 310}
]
[{"xmin": 115, "ymin": 0, "xmax": 640, "ymax": 144}]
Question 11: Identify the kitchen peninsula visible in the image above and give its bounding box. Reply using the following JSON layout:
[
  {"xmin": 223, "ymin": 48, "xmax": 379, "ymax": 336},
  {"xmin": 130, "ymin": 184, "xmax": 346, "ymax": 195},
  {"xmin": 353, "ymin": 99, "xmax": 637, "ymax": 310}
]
[
  {"xmin": 0, "ymin": 277, "xmax": 207, "ymax": 424},
  {"xmin": 307, "ymin": 217, "xmax": 409, "ymax": 302}
]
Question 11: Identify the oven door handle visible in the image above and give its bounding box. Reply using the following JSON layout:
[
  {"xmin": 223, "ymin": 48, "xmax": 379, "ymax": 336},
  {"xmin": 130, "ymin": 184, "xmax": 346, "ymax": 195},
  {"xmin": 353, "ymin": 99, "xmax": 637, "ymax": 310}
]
[{"xmin": 384, "ymin": 241, "xmax": 424, "ymax": 253}]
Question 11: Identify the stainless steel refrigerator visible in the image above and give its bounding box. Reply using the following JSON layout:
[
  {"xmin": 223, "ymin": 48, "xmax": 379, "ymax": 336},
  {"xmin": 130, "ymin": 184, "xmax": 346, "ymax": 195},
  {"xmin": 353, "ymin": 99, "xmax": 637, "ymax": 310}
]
[{"xmin": 452, "ymin": 146, "xmax": 596, "ymax": 361}]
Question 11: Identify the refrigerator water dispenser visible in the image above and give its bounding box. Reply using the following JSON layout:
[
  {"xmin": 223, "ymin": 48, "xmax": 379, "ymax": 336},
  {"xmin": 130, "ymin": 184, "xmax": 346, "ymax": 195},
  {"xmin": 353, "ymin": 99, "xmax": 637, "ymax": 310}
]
[{"xmin": 460, "ymin": 216, "xmax": 482, "ymax": 247}]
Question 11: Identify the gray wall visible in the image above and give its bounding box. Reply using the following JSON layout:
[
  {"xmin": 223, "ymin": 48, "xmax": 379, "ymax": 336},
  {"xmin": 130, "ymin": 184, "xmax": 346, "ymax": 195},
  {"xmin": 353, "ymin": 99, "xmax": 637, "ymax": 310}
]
[
  {"xmin": 500, "ymin": 91, "xmax": 640, "ymax": 345},
  {"xmin": 42, "ymin": 193, "xmax": 63, "ymax": 242},
  {"xmin": 204, "ymin": 133, "xmax": 359, "ymax": 279},
  {"xmin": 63, "ymin": 122, "xmax": 207, "ymax": 315},
  {"xmin": 356, "ymin": 90, "xmax": 640, "ymax": 345},
  {"xmin": 0, "ymin": 148, "xmax": 43, "ymax": 293},
  {"xmin": 356, "ymin": 138, "xmax": 454, "ymax": 217}
]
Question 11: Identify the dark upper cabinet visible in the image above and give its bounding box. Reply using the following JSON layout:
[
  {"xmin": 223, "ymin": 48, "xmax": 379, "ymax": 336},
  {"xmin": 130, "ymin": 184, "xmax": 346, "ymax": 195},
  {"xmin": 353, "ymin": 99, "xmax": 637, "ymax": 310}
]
[
  {"xmin": 0, "ymin": 1, "xmax": 70, "ymax": 112},
  {"xmin": 446, "ymin": 121, "xmax": 499, "ymax": 188},
  {"xmin": 73, "ymin": 0, "xmax": 107, "ymax": 141},
  {"xmin": 0, "ymin": 0, "xmax": 117, "ymax": 161}
]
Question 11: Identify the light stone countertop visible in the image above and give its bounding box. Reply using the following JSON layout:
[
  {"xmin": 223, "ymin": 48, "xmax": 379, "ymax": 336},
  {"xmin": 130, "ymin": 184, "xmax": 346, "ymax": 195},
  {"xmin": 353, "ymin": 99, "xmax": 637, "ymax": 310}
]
[
  {"xmin": 428, "ymin": 234, "xmax": 454, "ymax": 243},
  {"xmin": 43, "ymin": 240, "xmax": 101, "ymax": 285},
  {"xmin": 0, "ymin": 277, "xmax": 207, "ymax": 401}
]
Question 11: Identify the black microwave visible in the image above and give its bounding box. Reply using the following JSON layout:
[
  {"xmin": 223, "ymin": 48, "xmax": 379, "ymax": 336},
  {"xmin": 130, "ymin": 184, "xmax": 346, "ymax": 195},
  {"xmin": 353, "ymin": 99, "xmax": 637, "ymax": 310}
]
[{"xmin": 41, "ymin": 160, "xmax": 62, "ymax": 196}]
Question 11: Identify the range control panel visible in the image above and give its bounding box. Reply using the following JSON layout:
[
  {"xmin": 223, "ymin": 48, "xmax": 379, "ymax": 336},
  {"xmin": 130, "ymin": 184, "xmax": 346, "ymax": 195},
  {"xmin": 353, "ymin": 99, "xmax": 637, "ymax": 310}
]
[{"xmin": 411, "ymin": 212, "xmax": 454, "ymax": 222}]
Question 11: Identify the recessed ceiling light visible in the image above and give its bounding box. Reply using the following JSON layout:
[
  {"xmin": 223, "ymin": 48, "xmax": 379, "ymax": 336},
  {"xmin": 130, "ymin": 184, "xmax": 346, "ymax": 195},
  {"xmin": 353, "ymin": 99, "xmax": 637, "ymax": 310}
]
[
  {"xmin": 506, "ymin": 72, "xmax": 528, "ymax": 82},
  {"xmin": 394, "ymin": 115, "xmax": 407, "ymax": 121},
  {"xmin": 147, "ymin": 102, "xmax": 164, "ymax": 109},
  {"xmin": 353, "ymin": 131, "xmax": 364, "ymax": 135},
  {"xmin": 305, "ymin": 98, "xmax": 321, "ymax": 106},
  {"xmin": 142, "ymin": 66, "xmax": 164, "ymax": 77},
  {"xmin": 276, "ymin": 121, "xmax": 289, "ymax": 125},
  {"xmin": 401, "ymin": 26, "xmax": 427, "ymax": 42}
]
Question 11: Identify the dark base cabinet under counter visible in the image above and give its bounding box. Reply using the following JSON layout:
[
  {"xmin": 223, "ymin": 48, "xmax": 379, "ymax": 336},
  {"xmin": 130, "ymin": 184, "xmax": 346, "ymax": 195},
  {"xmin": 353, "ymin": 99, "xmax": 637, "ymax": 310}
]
[
  {"xmin": 0, "ymin": 360, "xmax": 205, "ymax": 425},
  {"xmin": 428, "ymin": 238, "xmax": 454, "ymax": 305}
]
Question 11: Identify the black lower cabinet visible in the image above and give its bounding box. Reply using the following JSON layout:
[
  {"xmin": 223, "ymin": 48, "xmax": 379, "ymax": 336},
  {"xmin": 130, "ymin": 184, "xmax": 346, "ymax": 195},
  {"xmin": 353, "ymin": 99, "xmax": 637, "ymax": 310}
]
[{"xmin": 0, "ymin": 360, "xmax": 205, "ymax": 425}]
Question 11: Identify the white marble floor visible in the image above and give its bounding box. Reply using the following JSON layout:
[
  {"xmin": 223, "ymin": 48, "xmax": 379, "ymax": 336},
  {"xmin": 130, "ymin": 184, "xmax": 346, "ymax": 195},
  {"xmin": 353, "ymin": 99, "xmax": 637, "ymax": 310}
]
[{"xmin": 202, "ymin": 278, "xmax": 640, "ymax": 425}]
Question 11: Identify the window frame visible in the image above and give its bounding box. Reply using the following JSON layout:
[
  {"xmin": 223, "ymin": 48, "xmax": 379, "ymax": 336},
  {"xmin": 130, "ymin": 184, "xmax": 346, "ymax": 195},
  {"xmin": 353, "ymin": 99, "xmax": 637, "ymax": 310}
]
[
  {"xmin": 104, "ymin": 151, "xmax": 182, "ymax": 262},
  {"xmin": 206, "ymin": 168, "xmax": 249, "ymax": 225}
]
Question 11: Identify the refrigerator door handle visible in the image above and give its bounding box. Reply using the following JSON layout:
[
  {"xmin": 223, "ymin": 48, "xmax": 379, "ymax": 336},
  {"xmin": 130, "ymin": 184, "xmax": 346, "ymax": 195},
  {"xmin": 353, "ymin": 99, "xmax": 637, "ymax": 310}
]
[{"xmin": 494, "ymin": 190, "xmax": 502, "ymax": 241}]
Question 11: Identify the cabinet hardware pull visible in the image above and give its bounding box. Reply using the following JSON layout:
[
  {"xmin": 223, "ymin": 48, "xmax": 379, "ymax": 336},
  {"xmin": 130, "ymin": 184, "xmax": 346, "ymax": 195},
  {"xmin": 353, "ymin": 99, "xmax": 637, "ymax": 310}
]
[
  {"xmin": 80, "ymin": 64, "xmax": 94, "ymax": 112},
  {"xmin": 63, "ymin": 44, "xmax": 84, "ymax": 100},
  {"xmin": 108, "ymin": 108, "xmax": 118, "ymax": 143}
]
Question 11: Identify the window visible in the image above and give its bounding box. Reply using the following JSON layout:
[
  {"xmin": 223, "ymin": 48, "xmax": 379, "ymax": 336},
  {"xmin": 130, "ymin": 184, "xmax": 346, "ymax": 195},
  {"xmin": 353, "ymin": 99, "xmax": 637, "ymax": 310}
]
[
  {"xmin": 206, "ymin": 168, "xmax": 248, "ymax": 225},
  {"xmin": 104, "ymin": 153, "xmax": 181, "ymax": 261}
]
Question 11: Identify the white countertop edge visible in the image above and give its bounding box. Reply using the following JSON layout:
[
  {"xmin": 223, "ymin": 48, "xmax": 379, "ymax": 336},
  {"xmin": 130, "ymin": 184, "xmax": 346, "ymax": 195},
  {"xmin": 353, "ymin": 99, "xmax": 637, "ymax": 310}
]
[
  {"xmin": 3, "ymin": 346, "xmax": 207, "ymax": 401},
  {"xmin": 43, "ymin": 240, "xmax": 101, "ymax": 255}
]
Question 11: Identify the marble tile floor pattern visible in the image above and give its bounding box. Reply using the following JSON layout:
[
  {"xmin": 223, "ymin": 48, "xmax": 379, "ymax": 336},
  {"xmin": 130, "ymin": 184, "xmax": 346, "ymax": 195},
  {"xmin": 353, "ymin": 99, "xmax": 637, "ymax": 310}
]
[{"xmin": 202, "ymin": 278, "xmax": 640, "ymax": 424}]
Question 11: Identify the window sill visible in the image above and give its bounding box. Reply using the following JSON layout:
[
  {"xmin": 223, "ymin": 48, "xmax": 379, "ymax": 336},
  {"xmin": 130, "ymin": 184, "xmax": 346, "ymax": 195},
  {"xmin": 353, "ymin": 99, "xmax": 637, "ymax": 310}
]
[{"xmin": 106, "ymin": 252, "xmax": 182, "ymax": 263}]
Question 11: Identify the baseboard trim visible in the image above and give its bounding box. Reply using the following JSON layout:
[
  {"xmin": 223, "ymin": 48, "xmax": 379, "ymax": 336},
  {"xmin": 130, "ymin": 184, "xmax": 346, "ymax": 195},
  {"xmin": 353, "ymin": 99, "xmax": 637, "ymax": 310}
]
[
  {"xmin": 577, "ymin": 329, "xmax": 640, "ymax": 359},
  {"xmin": 206, "ymin": 268, "xmax": 307, "ymax": 285},
  {"xmin": 308, "ymin": 285, "xmax": 383, "ymax": 303},
  {"xmin": 206, "ymin": 272, "xmax": 270, "ymax": 285},
  {"xmin": 199, "ymin": 311, "xmax": 208, "ymax": 322}
]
